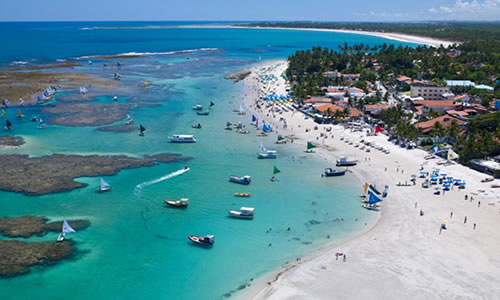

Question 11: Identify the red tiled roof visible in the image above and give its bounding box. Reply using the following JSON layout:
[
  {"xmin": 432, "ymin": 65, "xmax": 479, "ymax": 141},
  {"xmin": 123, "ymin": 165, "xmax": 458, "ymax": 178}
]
[
  {"xmin": 349, "ymin": 108, "xmax": 364, "ymax": 117},
  {"xmin": 416, "ymin": 115, "xmax": 465, "ymax": 133},
  {"xmin": 365, "ymin": 104, "xmax": 389, "ymax": 111},
  {"xmin": 413, "ymin": 100, "xmax": 458, "ymax": 108},
  {"xmin": 315, "ymin": 104, "xmax": 343, "ymax": 113},
  {"xmin": 303, "ymin": 97, "xmax": 332, "ymax": 104}
]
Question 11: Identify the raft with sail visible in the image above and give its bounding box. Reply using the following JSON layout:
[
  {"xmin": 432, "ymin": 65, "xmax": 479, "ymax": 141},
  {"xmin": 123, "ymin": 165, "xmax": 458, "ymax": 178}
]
[
  {"xmin": 96, "ymin": 177, "xmax": 112, "ymax": 193},
  {"xmin": 57, "ymin": 220, "xmax": 76, "ymax": 242}
]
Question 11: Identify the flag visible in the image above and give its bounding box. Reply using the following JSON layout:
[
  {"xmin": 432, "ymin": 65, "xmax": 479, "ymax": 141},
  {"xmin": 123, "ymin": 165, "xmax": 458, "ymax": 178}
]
[
  {"xmin": 273, "ymin": 165, "xmax": 281, "ymax": 175},
  {"xmin": 307, "ymin": 142, "xmax": 317, "ymax": 150}
]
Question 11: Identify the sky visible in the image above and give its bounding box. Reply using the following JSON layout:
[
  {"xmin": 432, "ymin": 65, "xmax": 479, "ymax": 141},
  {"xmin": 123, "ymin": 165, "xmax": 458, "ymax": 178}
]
[{"xmin": 0, "ymin": 0, "xmax": 499, "ymax": 21}]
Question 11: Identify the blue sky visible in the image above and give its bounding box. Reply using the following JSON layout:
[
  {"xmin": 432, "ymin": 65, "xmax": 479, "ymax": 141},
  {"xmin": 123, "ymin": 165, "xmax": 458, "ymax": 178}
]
[{"xmin": 1, "ymin": 0, "xmax": 499, "ymax": 21}]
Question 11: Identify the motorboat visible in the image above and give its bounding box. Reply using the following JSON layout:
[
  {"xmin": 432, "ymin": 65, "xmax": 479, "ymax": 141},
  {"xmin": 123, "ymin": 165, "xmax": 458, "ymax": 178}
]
[
  {"xmin": 192, "ymin": 123, "xmax": 202, "ymax": 129},
  {"xmin": 164, "ymin": 198, "xmax": 189, "ymax": 208},
  {"xmin": 336, "ymin": 157, "xmax": 358, "ymax": 167},
  {"xmin": 234, "ymin": 192, "xmax": 251, "ymax": 197},
  {"xmin": 168, "ymin": 135, "xmax": 197, "ymax": 143},
  {"xmin": 227, "ymin": 207, "xmax": 255, "ymax": 219},
  {"xmin": 192, "ymin": 104, "xmax": 203, "ymax": 111},
  {"xmin": 188, "ymin": 234, "xmax": 214, "ymax": 246},
  {"xmin": 229, "ymin": 175, "xmax": 251, "ymax": 185},
  {"xmin": 323, "ymin": 168, "xmax": 347, "ymax": 177},
  {"xmin": 197, "ymin": 110, "xmax": 210, "ymax": 116}
]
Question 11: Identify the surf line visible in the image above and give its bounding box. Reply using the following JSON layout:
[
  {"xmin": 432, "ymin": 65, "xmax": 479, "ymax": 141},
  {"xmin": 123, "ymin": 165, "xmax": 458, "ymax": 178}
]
[{"xmin": 134, "ymin": 167, "xmax": 190, "ymax": 195}]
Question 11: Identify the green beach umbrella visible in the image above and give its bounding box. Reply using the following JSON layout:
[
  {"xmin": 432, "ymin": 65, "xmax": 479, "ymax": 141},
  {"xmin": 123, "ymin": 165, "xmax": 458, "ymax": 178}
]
[
  {"xmin": 307, "ymin": 142, "xmax": 317, "ymax": 150},
  {"xmin": 273, "ymin": 165, "xmax": 281, "ymax": 175}
]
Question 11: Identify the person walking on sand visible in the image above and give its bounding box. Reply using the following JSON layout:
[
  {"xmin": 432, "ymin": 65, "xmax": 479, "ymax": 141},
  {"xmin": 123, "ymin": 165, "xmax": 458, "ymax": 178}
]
[
  {"xmin": 450, "ymin": 212, "xmax": 453, "ymax": 218},
  {"xmin": 464, "ymin": 216, "xmax": 467, "ymax": 224},
  {"xmin": 474, "ymin": 223, "xmax": 477, "ymax": 230},
  {"xmin": 343, "ymin": 254, "xmax": 346, "ymax": 262},
  {"xmin": 478, "ymin": 201, "xmax": 481, "ymax": 207}
]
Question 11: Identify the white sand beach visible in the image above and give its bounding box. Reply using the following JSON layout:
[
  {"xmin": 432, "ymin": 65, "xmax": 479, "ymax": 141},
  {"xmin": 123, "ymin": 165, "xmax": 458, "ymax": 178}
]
[
  {"xmin": 238, "ymin": 60, "xmax": 500, "ymax": 299},
  {"xmin": 180, "ymin": 25, "xmax": 455, "ymax": 48}
]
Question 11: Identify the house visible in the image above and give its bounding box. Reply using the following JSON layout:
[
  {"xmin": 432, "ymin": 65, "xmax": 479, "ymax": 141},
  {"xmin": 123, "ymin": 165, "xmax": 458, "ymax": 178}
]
[
  {"xmin": 445, "ymin": 80, "xmax": 475, "ymax": 87},
  {"xmin": 454, "ymin": 94, "xmax": 471, "ymax": 103},
  {"xmin": 323, "ymin": 71, "xmax": 341, "ymax": 79},
  {"xmin": 303, "ymin": 97, "xmax": 332, "ymax": 104},
  {"xmin": 314, "ymin": 104, "xmax": 344, "ymax": 115},
  {"xmin": 410, "ymin": 83, "xmax": 450, "ymax": 100},
  {"xmin": 412, "ymin": 100, "xmax": 459, "ymax": 114},
  {"xmin": 364, "ymin": 104, "xmax": 389, "ymax": 116},
  {"xmin": 446, "ymin": 109, "xmax": 470, "ymax": 120},
  {"xmin": 343, "ymin": 73, "xmax": 360, "ymax": 81},
  {"xmin": 415, "ymin": 115, "xmax": 465, "ymax": 134},
  {"xmin": 349, "ymin": 108, "xmax": 364, "ymax": 118},
  {"xmin": 396, "ymin": 75, "xmax": 411, "ymax": 86}
]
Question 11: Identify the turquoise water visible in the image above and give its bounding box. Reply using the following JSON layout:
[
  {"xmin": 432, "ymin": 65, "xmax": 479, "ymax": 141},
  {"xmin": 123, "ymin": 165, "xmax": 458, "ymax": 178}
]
[{"xmin": 0, "ymin": 22, "xmax": 411, "ymax": 299}]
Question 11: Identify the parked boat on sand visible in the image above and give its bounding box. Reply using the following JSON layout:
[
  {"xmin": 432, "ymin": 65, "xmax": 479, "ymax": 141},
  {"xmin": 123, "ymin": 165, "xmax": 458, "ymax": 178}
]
[
  {"xmin": 322, "ymin": 168, "xmax": 347, "ymax": 177},
  {"xmin": 336, "ymin": 156, "xmax": 358, "ymax": 167}
]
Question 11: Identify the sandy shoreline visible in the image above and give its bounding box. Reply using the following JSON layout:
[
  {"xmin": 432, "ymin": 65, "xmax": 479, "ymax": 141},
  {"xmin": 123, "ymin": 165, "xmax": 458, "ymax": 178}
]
[
  {"xmin": 179, "ymin": 25, "xmax": 455, "ymax": 48},
  {"xmin": 237, "ymin": 60, "xmax": 500, "ymax": 299}
]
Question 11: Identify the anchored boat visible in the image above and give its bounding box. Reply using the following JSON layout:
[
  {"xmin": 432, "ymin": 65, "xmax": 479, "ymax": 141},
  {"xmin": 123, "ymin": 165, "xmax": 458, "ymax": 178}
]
[
  {"xmin": 57, "ymin": 220, "xmax": 76, "ymax": 242},
  {"xmin": 96, "ymin": 177, "xmax": 112, "ymax": 193},
  {"xmin": 192, "ymin": 104, "xmax": 203, "ymax": 111},
  {"xmin": 323, "ymin": 168, "xmax": 347, "ymax": 177},
  {"xmin": 234, "ymin": 192, "xmax": 251, "ymax": 197},
  {"xmin": 188, "ymin": 234, "xmax": 214, "ymax": 247},
  {"xmin": 168, "ymin": 135, "xmax": 196, "ymax": 143},
  {"xmin": 229, "ymin": 175, "xmax": 251, "ymax": 185},
  {"xmin": 257, "ymin": 144, "xmax": 277, "ymax": 159},
  {"xmin": 228, "ymin": 207, "xmax": 255, "ymax": 219},
  {"xmin": 164, "ymin": 198, "xmax": 189, "ymax": 208}
]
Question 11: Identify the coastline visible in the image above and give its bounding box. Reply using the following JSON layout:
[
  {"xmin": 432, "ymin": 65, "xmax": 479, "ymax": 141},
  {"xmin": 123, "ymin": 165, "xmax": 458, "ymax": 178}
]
[
  {"xmin": 238, "ymin": 60, "xmax": 500, "ymax": 299},
  {"xmin": 179, "ymin": 25, "xmax": 455, "ymax": 48}
]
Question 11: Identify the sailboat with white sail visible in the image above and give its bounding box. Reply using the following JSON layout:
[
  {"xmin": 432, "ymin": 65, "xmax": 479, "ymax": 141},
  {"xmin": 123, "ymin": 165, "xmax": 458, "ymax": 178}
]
[
  {"xmin": 257, "ymin": 144, "xmax": 277, "ymax": 159},
  {"xmin": 57, "ymin": 219, "xmax": 76, "ymax": 242},
  {"xmin": 125, "ymin": 114, "xmax": 134, "ymax": 125},
  {"xmin": 37, "ymin": 118, "xmax": 47, "ymax": 129},
  {"xmin": 238, "ymin": 104, "xmax": 246, "ymax": 115},
  {"xmin": 96, "ymin": 177, "xmax": 112, "ymax": 193}
]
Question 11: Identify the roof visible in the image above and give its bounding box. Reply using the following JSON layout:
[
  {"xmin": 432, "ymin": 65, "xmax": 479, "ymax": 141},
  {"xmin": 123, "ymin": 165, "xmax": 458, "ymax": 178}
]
[
  {"xmin": 303, "ymin": 97, "xmax": 332, "ymax": 104},
  {"xmin": 349, "ymin": 108, "xmax": 364, "ymax": 117},
  {"xmin": 415, "ymin": 115, "xmax": 465, "ymax": 133},
  {"xmin": 454, "ymin": 94, "xmax": 469, "ymax": 101},
  {"xmin": 446, "ymin": 80, "xmax": 475, "ymax": 87},
  {"xmin": 397, "ymin": 75, "xmax": 411, "ymax": 82},
  {"xmin": 315, "ymin": 104, "xmax": 343, "ymax": 113},
  {"xmin": 413, "ymin": 100, "xmax": 458, "ymax": 108},
  {"xmin": 365, "ymin": 104, "xmax": 389, "ymax": 111},
  {"xmin": 446, "ymin": 110, "xmax": 469, "ymax": 117},
  {"xmin": 475, "ymin": 84, "xmax": 494, "ymax": 91}
]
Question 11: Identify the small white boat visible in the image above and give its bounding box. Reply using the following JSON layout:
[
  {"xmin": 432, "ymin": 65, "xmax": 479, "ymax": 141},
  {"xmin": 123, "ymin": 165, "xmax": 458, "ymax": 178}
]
[
  {"xmin": 168, "ymin": 135, "xmax": 197, "ymax": 143},
  {"xmin": 125, "ymin": 114, "xmax": 134, "ymax": 125},
  {"xmin": 96, "ymin": 177, "xmax": 112, "ymax": 193},
  {"xmin": 257, "ymin": 144, "xmax": 277, "ymax": 159},
  {"xmin": 229, "ymin": 175, "xmax": 251, "ymax": 185},
  {"xmin": 164, "ymin": 198, "xmax": 189, "ymax": 208},
  {"xmin": 192, "ymin": 104, "xmax": 203, "ymax": 111},
  {"xmin": 37, "ymin": 118, "xmax": 47, "ymax": 129},
  {"xmin": 57, "ymin": 220, "xmax": 76, "ymax": 242},
  {"xmin": 188, "ymin": 234, "xmax": 214, "ymax": 246},
  {"xmin": 228, "ymin": 207, "xmax": 255, "ymax": 219}
]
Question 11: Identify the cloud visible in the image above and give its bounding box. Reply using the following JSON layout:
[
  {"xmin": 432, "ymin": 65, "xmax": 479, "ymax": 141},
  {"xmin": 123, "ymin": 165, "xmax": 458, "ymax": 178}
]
[{"xmin": 428, "ymin": 0, "xmax": 500, "ymax": 18}]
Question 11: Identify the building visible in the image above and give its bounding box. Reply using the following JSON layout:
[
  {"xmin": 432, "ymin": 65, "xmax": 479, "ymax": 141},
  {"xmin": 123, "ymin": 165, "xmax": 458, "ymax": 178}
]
[
  {"xmin": 314, "ymin": 104, "xmax": 343, "ymax": 114},
  {"xmin": 445, "ymin": 80, "xmax": 475, "ymax": 87},
  {"xmin": 364, "ymin": 104, "xmax": 389, "ymax": 116},
  {"xmin": 303, "ymin": 97, "xmax": 332, "ymax": 104},
  {"xmin": 415, "ymin": 115, "xmax": 465, "ymax": 134},
  {"xmin": 469, "ymin": 159, "xmax": 500, "ymax": 178},
  {"xmin": 410, "ymin": 83, "xmax": 450, "ymax": 100},
  {"xmin": 412, "ymin": 100, "xmax": 459, "ymax": 114},
  {"xmin": 475, "ymin": 84, "xmax": 494, "ymax": 91},
  {"xmin": 396, "ymin": 75, "xmax": 411, "ymax": 86}
]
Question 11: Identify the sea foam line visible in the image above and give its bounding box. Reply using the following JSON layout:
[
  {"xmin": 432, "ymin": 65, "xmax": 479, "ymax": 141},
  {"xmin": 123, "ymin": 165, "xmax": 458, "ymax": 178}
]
[
  {"xmin": 76, "ymin": 48, "xmax": 220, "ymax": 59},
  {"xmin": 134, "ymin": 167, "xmax": 190, "ymax": 196}
]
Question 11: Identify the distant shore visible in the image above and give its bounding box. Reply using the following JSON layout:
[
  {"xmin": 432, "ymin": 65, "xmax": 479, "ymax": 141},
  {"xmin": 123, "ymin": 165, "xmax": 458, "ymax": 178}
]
[
  {"xmin": 237, "ymin": 60, "xmax": 500, "ymax": 299},
  {"xmin": 179, "ymin": 25, "xmax": 456, "ymax": 48}
]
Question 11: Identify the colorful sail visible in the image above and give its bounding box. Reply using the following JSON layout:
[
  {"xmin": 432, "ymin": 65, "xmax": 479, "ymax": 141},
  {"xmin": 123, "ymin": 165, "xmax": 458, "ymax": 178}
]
[
  {"xmin": 369, "ymin": 184, "xmax": 381, "ymax": 195},
  {"xmin": 447, "ymin": 149, "xmax": 459, "ymax": 161},
  {"xmin": 307, "ymin": 142, "xmax": 317, "ymax": 150},
  {"xmin": 363, "ymin": 182, "xmax": 369, "ymax": 195},
  {"xmin": 273, "ymin": 165, "xmax": 281, "ymax": 175},
  {"xmin": 367, "ymin": 191, "xmax": 383, "ymax": 205},
  {"xmin": 62, "ymin": 220, "xmax": 76, "ymax": 234},
  {"xmin": 17, "ymin": 109, "xmax": 23, "ymax": 117},
  {"xmin": 1, "ymin": 108, "xmax": 5, "ymax": 118},
  {"xmin": 262, "ymin": 124, "xmax": 271, "ymax": 133}
]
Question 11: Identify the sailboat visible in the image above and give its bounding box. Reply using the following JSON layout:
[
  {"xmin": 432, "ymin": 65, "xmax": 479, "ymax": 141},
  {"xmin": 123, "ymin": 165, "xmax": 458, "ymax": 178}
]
[
  {"xmin": 125, "ymin": 114, "xmax": 134, "ymax": 125},
  {"xmin": 209, "ymin": 101, "xmax": 215, "ymax": 109},
  {"xmin": 57, "ymin": 219, "xmax": 76, "ymax": 242},
  {"xmin": 79, "ymin": 86, "xmax": 88, "ymax": 94},
  {"xmin": 96, "ymin": 177, "xmax": 112, "ymax": 193},
  {"xmin": 19, "ymin": 98, "xmax": 25, "ymax": 106},
  {"xmin": 5, "ymin": 119, "xmax": 12, "ymax": 130},
  {"xmin": 16, "ymin": 109, "xmax": 24, "ymax": 118},
  {"xmin": 37, "ymin": 118, "xmax": 47, "ymax": 129},
  {"xmin": 139, "ymin": 124, "xmax": 146, "ymax": 136},
  {"xmin": 270, "ymin": 165, "xmax": 280, "ymax": 182},
  {"xmin": 238, "ymin": 105, "xmax": 246, "ymax": 115},
  {"xmin": 361, "ymin": 190, "xmax": 383, "ymax": 211}
]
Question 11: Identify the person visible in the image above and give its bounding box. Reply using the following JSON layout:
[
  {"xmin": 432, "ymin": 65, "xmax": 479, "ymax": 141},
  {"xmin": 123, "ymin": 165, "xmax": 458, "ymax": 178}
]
[
  {"xmin": 343, "ymin": 254, "xmax": 346, "ymax": 262},
  {"xmin": 450, "ymin": 212, "xmax": 453, "ymax": 218},
  {"xmin": 473, "ymin": 223, "xmax": 477, "ymax": 230},
  {"xmin": 465, "ymin": 195, "xmax": 468, "ymax": 200},
  {"xmin": 464, "ymin": 216, "xmax": 467, "ymax": 224},
  {"xmin": 419, "ymin": 209, "xmax": 424, "ymax": 216},
  {"xmin": 478, "ymin": 201, "xmax": 481, "ymax": 207}
]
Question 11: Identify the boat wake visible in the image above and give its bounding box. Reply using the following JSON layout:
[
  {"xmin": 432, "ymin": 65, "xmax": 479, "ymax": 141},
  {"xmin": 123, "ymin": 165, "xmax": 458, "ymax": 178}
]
[
  {"xmin": 134, "ymin": 167, "xmax": 190, "ymax": 196},
  {"xmin": 77, "ymin": 48, "xmax": 220, "ymax": 59}
]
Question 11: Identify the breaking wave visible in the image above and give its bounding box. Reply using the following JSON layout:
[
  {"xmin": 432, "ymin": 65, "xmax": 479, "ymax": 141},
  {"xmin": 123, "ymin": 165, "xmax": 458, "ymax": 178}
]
[{"xmin": 77, "ymin": 48, "xmax": 220, "ymax": 59}]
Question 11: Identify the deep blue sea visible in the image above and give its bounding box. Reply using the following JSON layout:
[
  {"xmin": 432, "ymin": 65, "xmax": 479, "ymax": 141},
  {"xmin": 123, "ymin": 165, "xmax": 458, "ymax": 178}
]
[{"xmin": 0, "ymin": 22, "xmax": 415, "ymax": 300}]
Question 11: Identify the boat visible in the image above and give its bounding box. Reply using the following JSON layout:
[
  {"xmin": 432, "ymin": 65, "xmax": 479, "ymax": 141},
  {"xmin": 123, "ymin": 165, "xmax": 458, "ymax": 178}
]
[
  {"xmin": 192, "ymin": 104, "xmax": 203, "ymax": 111},
  {"xmin": 257, "ymin": 144, "xmax": 277, "ymax": 159},
  {"xmin": 96, "ymin": 177, "xmax": 112, "ymax": 193},
  {"xmin": 481, "ymin": 177, "xmax": 494, "ymax": 183},
  {"xmin": 125, "ymin": 114, "xmax": 134, "ymax": 125},
  {"xmin": 139, "ymin": 124, "xmax": 146, "ymax": 136},
  {"xmin": 192, "ymin": 123, "xmax": 202, "ymax": 129},
  {"xmin": 229, "ymin": 175, "xmax": 251, "ymax": 185},
  {"xmin": 234, "ymin": 192, "xmax": 251, "ymax": 197},
  {"xmin": 323, "ymin": 168, "xmax": 347, "ymax": 177},
  {"xmin": 113, "ymin": 96, "xmax": 118, "ymax": 101},
  {"xmin": 188, "ymin": 234, "xmax": 214, "ymax": 246},
  {"xmin": 361, "ymin": 191, "xmax": 383, "ymax": 211},
  {"xmin": 57, "ymin": 220, "xmax": 76, "ymax": 242},
  {"xmin": 336, "ymin": 157, "xmax": 358, "ymax": 167},
  {"xmin": 37, "ymin": 118, "xmax": 47, "ymax": 129},
  {"xmin": 168, "ymin": 134, "xmax": 196, "ymax": 143},
  {"xmin": 227, "ymin": 207, "xmax": 255, "ymax": 219},
  {"xmin": 197, "ymin": 110, "xmax": 210, "ymax": 116},
  {"xmin": 79, "ymin": 86, "xmax": 88, "ymax": 94},
  {"xmin": 164, "ymin": 198, "xmax": 189, "ymax": 208},
  {"xmin": 16, "ymin": 109, "xmax": 24, "ymax": 118},
  {"xmin": 238, "ymin": 105, "xmax": 246, "ymax": 115}
]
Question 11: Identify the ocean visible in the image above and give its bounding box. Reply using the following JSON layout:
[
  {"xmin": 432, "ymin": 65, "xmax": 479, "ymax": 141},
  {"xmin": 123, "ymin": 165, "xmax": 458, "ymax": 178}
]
[{"xmin": 0, "ymin": 22, "xmax": 414, "ymax": 299}]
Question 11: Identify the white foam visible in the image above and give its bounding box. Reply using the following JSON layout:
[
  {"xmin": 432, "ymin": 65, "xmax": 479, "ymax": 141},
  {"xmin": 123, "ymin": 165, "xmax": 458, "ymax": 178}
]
[
  {"xmin": 134, "ymin": 167, "xmax": 190, "ymax": 196},
  {"xmin": 76, "ymin": 48, "xmax": 219, "ymax": 59}
]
